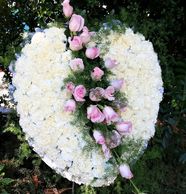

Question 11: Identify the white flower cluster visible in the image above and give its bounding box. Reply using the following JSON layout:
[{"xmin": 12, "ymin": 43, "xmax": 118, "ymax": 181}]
[
  {"xmin": 0, "ymin": 71, "xmax": 14, "ymax": 112},
  {"xmin": 13, "ymin": 27, "xmax": 163, "ymax": 187}
]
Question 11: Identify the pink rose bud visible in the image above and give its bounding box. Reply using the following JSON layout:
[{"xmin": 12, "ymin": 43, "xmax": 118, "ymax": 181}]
[
  {"xmin": 103, "ymin": 106, "xmax": 119, "ymax": 124},
  {"xmin": 85, "ymin": 47, "xmax": 100, "ymax": 59},
  {"xmin": 111, "ymin": 79, "xmax": 124, "ymax": 91},
  {"xmin": 108, "ymin": 130, "xmax": 121, "ymax": 149},
  {"xmin": 104, "ymin": 86, "xmax": 115, "ymax": 101},
  {"xmin": 89, "ymin": 87, "xmax": 104, "ymax": 101},
  {"xmin": 62, "ymin": 0, "xmax": 73, "ymax": 18},
  {"xmin": 69, "ymin": 14, "xmax": 84, "ymax": 32},
  {"xmin": 66, "ymin": 82, "xmax": 75, "ymax": 93},
  {"xmin": 80, "ymin": 26, "xmax": 92, "ymax": 45},
  {"xmin": 64, "ymin": 99, "xmax": 76, "ymax": 113},
  {"xmin": 116, "ymin": 121, "xmax": 132, "ymax": 136},
  {"xmin": 104, "ymin": 58, "xmax": 118, "ymax": 69},
  {"xmin": 70, "ymin": 58, "xmax": 84, "ymax": 72},
  {"xmin": 73, "ymin": 85, "xmax": 86, "ymax": 102},
  {"xmin": 102, "ymin": 144, "xmax": 112, "ymax": 160},
  {"xmin": 91, "ymin": 67, "xmax": 104, "ymax": 81},
  {"xmin": 93, "ymin": 130, "xmax": 105, "ymax": 145},
  {"xmin": 119, "ymin": 164, "xmax": 133, "ymax": 179},
  {"xmin": 87, "ymin": 105, "xmax": 105, "ymax": 123},
  {"xmin": 68, "ymin": 36, "xmax": 83, "ymax": 51}
]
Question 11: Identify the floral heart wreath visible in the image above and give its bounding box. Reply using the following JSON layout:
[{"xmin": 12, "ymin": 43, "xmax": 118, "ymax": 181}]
[{"xmin": 12, "ymin": 0, "xmax": 163, "ymax": 189}]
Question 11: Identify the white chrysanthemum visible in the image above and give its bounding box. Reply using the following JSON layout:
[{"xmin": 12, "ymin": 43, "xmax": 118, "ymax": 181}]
[{"xmin": 13, "ymin": 27, "xmax": 163, "ymax": 187}]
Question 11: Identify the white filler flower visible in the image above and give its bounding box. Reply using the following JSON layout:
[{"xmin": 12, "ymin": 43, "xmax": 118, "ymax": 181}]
[{"xmin": 13, "ymin": 27, "xmax": 163, "ymax": 187}]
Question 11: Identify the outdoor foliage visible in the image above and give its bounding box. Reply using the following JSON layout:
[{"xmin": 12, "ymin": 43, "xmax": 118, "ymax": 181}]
[{"xmin": 0, "ymin": 0, "xmax": 185, "ymax": 193}]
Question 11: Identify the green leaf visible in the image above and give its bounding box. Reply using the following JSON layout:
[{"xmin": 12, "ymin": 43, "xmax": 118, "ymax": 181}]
[
  {"xmin": 0, "ymin": 190, "xmax": 9, "ymax": 194},
  {"xmin": 0, "ymin": 178, "xmax": 14, "ymax": 186},
  {"xmin": 0, "ymin": 165, "xmax": 4, "ymax": 173}
]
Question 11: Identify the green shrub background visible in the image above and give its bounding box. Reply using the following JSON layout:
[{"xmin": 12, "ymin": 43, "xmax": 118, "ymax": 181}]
[{"xmin": 0, "ymin": 0, "xmax": 185, "ymax": 193}]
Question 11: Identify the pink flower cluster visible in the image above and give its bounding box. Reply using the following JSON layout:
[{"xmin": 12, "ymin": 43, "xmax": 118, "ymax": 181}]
[
  {"xmin": 64, "ymin": 83, "xmax": 86, "ymax": 112},
  {"xmin": 64, "ymin": 79, "xmax": 131, "ymax": 161},
  {"xmin": 89, "ymin": 82, "xmax": 124, "ymax": 102},
  {"xmin": 62, "ymin": 1, "xmax": 93, "ymax": 49},
  {"xmin": 62, "ymin": 0, "xmax": 102, "ymax": 63},
  {"xmin": 62, "ymin": 0, "xmax": 133, "ymax": 180},
  {"xmin": 92, "ymin": 128, "xmax": 133, "ymax": 180},
  {"xmin": 86, "ymin": 83, "xmax": 132, "ymax": 161},
  {"xmin": 87, "ymin": 105, "xmax": 132, "ymax": 134}
]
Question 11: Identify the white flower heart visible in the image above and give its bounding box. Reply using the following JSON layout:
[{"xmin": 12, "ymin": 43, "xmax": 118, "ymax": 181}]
[{"xmin": 12, "ymin": 27, "xmax": 163, "ymax": 187}]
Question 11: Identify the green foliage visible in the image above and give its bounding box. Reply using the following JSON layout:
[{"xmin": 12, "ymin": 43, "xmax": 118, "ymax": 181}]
[
  {"xmin": 0, "ymin": 164, "xmax": 14, "ymax": 192},
  {"xmin": 3, "ymin": 113, "xmax": 32, "ymax": 165},
  {"xmin": 0, "ymin": 0, "xmax": 22, "ymax": 67},
  {"xmin": 0, "ymin": 0, "xmax": 185, "ymax": 193},
  {"xmin": 79, "ymin": 185, "xmax": 96, "ymax": 194},
  {"xmin": 17, "ymin": 142, "xmax": 32, "ymax": 164}
]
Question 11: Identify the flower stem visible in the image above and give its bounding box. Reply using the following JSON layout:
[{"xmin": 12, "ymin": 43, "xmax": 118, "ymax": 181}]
[
  {"xmin": 130, "ymin": 179, "xmax": 141, "ymax": 194},
  {"xmin": 112, "ymin": 149, "xmax": 122, "ymax": 164}
]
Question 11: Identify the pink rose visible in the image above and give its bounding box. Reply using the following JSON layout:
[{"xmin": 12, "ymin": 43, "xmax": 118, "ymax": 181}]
[
  {"xmin": 69, "ymin": 14, "xmax": 84, "ymax": 32},
  {"xmin": 85, "ymin": 47, "xmax": 100, "ymax": 59},
  {"xmin": 73, "ymin": 85, "xmax": 86, "ymax": 102},
  {"xmin": 104, "ymin": 58, "xmax": 118, "ymax": 69},
  {"xmin": 68, "ymin": 36, "xmax": 83, "ymax": 51},
  {"xmin": 87, "ymin": 105, "xmax": 105, "ymax": 123},
  {"xmin": 66, "ymin": 82, "xmax": 75, "ymax": 93},
  {"xmin": 119, "ymin": 164, "xmax": 133, "ymax": 179},
  {"xmin": 104, "ymin": 86, "xmax": 115, "ymax": 101},
  {"xmin": 103, "ymin": 106, "xmax": 119, "ymax": 124},
  {"xmin": 89, "ymin": 87, "xmax": 104, "ymax": 101},
  {"xmin": 91, "ymin": 67, "xmax": 104, "ymax": 81},
  {"xmin": 116, "ymin": 121, "xmax": 132, "ymax": 136},
  {"xmin": 64, "ymin": 99, "xmax": 76, "ymax": 113},
  {"xmin": 108, "ymin": 130, "xmax": 121, "ymax": 149},
  {"xmin": 93, "ymin": 130, "xmax": 105, "ymax": 145},
  {"xmin": 111, "ymin": 79, "xmax": 124, "ymax": 91},
  {"xmin": 62, "ymin": 0, "xmax": 73, "ymax": 18},
  {"xmin": 70, "ymin": 58, "xmax": 84, "ymax": 72},
  {"xmin": 101, "ymin": 144, "xmax": 112, "ymax": 160},
  {"xmin": 80, "ymin": 26, "xmax": 92, "ymax": 45}
]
